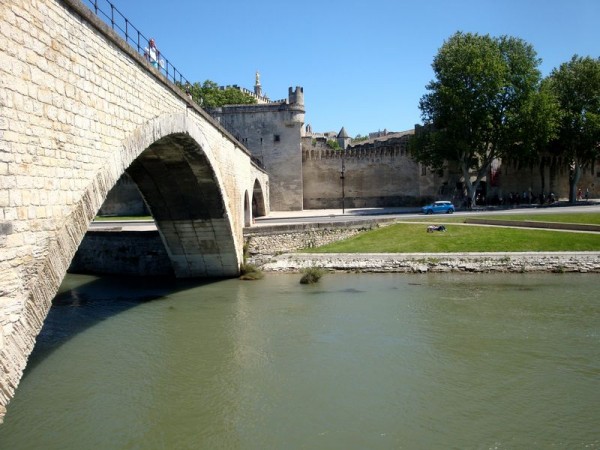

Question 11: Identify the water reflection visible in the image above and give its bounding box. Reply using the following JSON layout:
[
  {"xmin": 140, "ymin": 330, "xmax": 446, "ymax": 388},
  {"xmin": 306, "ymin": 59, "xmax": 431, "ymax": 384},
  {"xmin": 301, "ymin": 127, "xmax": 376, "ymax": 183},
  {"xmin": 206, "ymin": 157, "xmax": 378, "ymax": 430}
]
[{"xmin": 0, "ymin": 273, "xmax": 598, "ymax": 449}]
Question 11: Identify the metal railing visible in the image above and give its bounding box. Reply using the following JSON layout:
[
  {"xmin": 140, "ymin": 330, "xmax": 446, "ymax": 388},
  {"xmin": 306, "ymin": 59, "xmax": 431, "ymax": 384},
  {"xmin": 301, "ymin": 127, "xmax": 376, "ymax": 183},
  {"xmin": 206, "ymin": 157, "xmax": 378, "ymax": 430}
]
[{"xmin": 85, "ymin": 0, "xmax": 191, "ymax": 87}]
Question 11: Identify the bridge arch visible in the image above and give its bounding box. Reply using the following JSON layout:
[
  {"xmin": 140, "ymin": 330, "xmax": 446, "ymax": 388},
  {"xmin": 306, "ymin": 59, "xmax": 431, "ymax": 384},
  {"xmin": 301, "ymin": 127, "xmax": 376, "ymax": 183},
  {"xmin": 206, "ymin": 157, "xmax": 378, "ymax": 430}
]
[
  {"xmin": 123, "ymin": 113, "xmax": 241, "ymax": 278},
  {"xmin": 0, "ymin": 0, "xmax": 269, "ymax": 421},
  {"xmin": 252, "ymin": 179, "xmax": 267, "ymax": 218}
]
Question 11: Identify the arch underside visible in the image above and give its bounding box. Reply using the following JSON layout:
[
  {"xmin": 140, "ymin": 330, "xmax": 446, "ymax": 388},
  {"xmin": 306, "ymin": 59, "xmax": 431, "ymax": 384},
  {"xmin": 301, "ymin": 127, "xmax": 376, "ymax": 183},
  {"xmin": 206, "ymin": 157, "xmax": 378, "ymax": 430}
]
[
  {"xmin": 252, "ymin": 179, "xmax": 267, "ymax": 217},
  {"xmin": 127, "ymin": 133, "xmax": 239, "ymax": 277}
]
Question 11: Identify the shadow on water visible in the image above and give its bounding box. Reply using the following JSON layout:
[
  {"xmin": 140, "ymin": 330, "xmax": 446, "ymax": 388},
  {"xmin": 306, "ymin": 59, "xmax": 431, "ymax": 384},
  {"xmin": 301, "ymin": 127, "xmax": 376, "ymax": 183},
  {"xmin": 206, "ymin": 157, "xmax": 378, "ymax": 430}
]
[
  {"xmin": 23, "ymin": 274, "xmax": 222, "ymax": 377},
  {"xmin": 305, "ymin": 287, "xmax": 367, "ymax": 296}
]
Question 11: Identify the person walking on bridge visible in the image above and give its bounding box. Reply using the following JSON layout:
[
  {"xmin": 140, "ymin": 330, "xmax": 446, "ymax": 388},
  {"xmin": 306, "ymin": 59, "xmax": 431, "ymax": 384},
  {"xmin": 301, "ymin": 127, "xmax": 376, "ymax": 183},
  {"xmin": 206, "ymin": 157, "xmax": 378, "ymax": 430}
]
[{"xmin": 144, "ymin": 38, "xmax": 160, "ymax": 68}]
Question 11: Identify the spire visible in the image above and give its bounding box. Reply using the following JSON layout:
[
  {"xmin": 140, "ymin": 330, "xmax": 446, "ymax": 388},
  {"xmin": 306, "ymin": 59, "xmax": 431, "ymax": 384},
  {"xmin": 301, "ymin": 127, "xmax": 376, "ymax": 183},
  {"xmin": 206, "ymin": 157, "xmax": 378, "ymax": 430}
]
[
  {"xmin": 254, "ymin": 71, "xmax": 262, "ymax": 97},
  {"xmin": 337, "ymin": 127, "xmax": 350, "ymax": 150},
  {"xmin": 337, "ymin": 127, "xmax": 349, "ymax": 139}
]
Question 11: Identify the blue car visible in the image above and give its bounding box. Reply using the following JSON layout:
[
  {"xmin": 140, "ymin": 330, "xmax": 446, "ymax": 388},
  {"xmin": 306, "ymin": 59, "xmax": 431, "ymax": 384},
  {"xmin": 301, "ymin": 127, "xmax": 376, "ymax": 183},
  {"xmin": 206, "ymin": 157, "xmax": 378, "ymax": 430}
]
[{"xmin": 422, "ymin": 201, "xmax": 455, "ymax": 214}]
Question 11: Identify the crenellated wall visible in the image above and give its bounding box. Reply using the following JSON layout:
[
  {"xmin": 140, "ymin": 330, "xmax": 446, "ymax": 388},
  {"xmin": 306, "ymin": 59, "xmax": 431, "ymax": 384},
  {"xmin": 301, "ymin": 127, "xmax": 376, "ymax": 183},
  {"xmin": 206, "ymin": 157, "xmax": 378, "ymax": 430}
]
[{"xmin": 302, "ymin": 132, "xmax": 438, "ymax": 208}]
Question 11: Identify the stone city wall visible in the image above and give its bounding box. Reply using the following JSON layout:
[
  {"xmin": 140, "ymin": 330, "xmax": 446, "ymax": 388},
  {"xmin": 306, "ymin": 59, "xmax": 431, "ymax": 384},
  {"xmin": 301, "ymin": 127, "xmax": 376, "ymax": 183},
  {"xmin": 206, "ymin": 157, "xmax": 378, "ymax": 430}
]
[
  {"xmin": 97, "ymin": 174, "xmax": 148, "ymax": 216},
  {"xmin": 301, "ymin": 146, "xmax": 437, "ymax": 209},
  {"xmin": 488, "ymin": 162, "xmax": 598, "ymax": 202}
]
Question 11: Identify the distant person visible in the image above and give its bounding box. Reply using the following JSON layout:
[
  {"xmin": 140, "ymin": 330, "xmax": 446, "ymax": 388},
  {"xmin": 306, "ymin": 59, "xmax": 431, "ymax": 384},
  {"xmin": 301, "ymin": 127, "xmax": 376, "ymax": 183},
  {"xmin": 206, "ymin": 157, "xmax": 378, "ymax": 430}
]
[
  {"xmin": 585, "ymin": 188, "xmax": 590, "ymax": 201},
  {"xmin": 144, "ymin": 38, "xmax": 160, "ymax": 68}
]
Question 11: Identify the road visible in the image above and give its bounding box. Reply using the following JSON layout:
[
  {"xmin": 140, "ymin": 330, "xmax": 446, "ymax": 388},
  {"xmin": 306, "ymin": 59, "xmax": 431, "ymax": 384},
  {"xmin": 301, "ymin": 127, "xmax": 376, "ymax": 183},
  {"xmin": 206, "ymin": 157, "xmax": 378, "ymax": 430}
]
[{"xmin": 89, "ymin": 202, "xmax": 600, "ymax": 231}]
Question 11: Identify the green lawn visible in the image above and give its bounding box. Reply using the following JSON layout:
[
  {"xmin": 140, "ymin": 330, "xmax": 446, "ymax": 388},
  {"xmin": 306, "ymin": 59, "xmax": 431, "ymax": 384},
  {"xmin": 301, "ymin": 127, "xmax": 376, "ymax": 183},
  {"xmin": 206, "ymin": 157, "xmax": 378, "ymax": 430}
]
[
  {"xmin": 305, "ymin": 223, "xmax": 600, "ymax": 253},
  {"xmin": 406, "ymin": 212, "xmax": 600, "ymax": 225}
]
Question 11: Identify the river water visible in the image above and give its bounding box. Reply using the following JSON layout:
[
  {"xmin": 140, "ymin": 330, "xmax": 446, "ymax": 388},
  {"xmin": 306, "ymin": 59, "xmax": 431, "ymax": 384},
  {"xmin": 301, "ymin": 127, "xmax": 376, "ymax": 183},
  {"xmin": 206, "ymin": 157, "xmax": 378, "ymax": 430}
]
[{"xmin": 0, "ymin": 272, "xmax": 598, "ymax": 449}]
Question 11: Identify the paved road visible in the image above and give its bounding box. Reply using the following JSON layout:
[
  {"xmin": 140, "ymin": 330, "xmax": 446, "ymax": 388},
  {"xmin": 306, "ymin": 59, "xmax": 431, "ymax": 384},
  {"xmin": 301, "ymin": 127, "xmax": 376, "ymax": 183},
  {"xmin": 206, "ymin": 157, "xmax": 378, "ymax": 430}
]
[
  {"xmin": 89, "ymin": 202, "xmax": 600, "ymax": 231},
  {"xmin": 254, "ymin": 203, "xmax": 600, "ymax": 226}
]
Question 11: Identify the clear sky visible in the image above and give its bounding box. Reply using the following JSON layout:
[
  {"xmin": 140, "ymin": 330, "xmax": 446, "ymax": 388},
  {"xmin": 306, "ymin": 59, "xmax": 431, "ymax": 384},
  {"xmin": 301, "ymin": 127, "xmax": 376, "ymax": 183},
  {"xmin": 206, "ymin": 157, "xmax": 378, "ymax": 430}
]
[{"xmin": 107, "ymin": 0, "xmax": 598, "ymax": 137}]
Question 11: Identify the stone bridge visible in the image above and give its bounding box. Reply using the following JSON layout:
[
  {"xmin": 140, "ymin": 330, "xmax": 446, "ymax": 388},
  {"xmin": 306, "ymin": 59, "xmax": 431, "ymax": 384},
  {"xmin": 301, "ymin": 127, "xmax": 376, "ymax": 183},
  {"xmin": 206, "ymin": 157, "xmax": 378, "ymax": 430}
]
[{"xmin": 0, "ymin": 0, "xmax": 269, "ymax": 420}]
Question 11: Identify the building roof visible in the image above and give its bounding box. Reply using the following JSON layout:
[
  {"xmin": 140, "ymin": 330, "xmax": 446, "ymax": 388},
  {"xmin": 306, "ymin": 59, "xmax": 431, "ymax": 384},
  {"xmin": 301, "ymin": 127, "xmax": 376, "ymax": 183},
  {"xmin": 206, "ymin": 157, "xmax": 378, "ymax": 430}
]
[{"xmin": 337, "ymin": 127, "xmax": 349, "ymax": 139}]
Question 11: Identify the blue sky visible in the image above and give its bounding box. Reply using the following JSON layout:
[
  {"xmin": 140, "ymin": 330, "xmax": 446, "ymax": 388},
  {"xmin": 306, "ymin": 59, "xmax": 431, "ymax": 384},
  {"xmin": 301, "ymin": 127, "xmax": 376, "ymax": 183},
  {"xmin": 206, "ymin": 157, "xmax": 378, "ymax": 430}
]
[{"xmin": 107, "ymin": 0, "xmax": 598, "ymax": 137}]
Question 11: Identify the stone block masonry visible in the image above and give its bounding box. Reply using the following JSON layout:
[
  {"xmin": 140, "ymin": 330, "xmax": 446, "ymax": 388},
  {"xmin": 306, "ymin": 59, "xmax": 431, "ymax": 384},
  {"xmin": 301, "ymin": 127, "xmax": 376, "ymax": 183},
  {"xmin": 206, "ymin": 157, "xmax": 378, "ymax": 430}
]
[
  {"xmin": 260, "ymin": 252, "xmax": 600, "ymax": 274},
  {"xmin": 69, "ymin": 230, "xmax": 173, "ymax": 276},
  {"xmin": 0, "ymin": 0, "xmax": 268, "ymax": 421}
]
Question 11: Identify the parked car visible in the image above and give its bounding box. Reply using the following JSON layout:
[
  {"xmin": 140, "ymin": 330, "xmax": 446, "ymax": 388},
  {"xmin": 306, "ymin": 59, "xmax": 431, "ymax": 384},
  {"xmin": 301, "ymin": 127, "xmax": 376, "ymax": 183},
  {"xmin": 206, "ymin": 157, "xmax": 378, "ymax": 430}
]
[{"xmin": 421, "ymin": 201, "xmax": 455, "ymax": 214}]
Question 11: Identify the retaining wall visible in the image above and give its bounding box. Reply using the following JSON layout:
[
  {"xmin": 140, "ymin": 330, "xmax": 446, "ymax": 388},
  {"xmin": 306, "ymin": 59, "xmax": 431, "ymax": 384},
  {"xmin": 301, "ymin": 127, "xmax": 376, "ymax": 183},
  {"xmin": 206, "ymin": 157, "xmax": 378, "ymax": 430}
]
[{"xmin": 69, "ymin": 230, "xmax": 172, "ymax": 276}]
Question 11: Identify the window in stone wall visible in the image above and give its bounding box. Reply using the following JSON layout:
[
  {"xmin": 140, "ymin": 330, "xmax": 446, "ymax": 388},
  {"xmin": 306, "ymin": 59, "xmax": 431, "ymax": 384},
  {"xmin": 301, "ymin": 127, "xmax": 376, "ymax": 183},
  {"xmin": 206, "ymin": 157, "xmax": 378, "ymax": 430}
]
[{"xmin": 274, "ymin": 134, "xmax": 280, "ymax": 142}]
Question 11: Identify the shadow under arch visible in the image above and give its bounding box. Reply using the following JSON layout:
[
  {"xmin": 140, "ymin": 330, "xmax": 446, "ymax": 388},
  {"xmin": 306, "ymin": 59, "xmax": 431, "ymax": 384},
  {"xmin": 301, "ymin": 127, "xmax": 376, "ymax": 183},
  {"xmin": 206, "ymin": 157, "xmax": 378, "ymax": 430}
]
[
  {"xmin": 252, "ymin": 179, "xmax": 267, "ymax": 218},
  {"xmin": 125, "ymin": 131, "xmax": 240, "ymax": 278}
]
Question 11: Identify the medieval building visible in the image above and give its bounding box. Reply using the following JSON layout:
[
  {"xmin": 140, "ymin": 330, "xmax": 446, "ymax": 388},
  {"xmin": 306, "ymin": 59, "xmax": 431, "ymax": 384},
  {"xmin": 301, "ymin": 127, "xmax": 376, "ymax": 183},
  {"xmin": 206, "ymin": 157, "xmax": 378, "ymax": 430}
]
[{"xmin": 100, "ymin": 79, "xmax": 597, "ymax": 216}]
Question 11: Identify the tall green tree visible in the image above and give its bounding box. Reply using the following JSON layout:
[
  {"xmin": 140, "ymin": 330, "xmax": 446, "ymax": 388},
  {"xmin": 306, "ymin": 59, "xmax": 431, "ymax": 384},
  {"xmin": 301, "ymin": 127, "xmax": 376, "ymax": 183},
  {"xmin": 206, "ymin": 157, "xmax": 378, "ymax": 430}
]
[
  {"xmin": 411, "ymin": 32, "xmax": 548, "ymax": 207},
  {"xmin": 183, "ymin": 80, "xmax": 257, "ymax": 108},
  {"xmin": 545, "ymin": 55, "xmax": 600, "ymax": 203},
  {"xmin": 507, "ymin": 78, "xmax": 560, "ymax": 194}
]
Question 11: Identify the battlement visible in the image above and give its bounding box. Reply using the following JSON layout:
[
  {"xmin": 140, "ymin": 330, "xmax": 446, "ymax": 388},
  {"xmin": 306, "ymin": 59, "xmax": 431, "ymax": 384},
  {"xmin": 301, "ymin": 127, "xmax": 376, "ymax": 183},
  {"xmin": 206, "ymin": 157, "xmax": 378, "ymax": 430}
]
[
  {"xmin": 302, "ymin": 145, "xmax": 412, "ymax": 162},
  {"xmin": 223, "ymin": 85, "xmax": 285, "ymax": 104},
  {"xmin": 223, "ymin": 84, "xmax": 304, "ymax": 107},
  {"xmin": 302, "ymin": 130, "xmax": 414, "ymax": 162},
  {"xmin": 288, "ymin": 86, "xmax": 304, "ymax": 106}
]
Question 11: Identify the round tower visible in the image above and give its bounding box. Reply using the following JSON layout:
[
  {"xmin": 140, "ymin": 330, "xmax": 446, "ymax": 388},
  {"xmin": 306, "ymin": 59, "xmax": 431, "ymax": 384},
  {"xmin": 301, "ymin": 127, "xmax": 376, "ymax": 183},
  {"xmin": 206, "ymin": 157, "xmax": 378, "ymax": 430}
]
[{"xmin": 288, "ymin": 86, "xmax": 304, "ymax": 106}]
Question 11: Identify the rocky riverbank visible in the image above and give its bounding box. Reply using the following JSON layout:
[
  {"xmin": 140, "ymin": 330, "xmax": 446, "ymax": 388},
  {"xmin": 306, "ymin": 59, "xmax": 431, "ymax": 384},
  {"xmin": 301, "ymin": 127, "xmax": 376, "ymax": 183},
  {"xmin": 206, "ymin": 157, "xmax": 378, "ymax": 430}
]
[
  {"xmin": 256, "ymin": 252, "xmax": 600, "ymax": 273},
  {"xmin": 245, "ymin": 225, "xmax": 600, "ymax": 273}
]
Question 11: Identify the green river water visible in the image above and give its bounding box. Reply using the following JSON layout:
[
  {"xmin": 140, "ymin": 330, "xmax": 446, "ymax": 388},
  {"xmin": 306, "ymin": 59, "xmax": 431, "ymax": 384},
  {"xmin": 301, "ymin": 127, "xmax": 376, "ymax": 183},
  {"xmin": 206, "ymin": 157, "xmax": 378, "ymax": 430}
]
[{"xmin": 0, "ymin": 272, "xmax": 598, "ymax": 449}]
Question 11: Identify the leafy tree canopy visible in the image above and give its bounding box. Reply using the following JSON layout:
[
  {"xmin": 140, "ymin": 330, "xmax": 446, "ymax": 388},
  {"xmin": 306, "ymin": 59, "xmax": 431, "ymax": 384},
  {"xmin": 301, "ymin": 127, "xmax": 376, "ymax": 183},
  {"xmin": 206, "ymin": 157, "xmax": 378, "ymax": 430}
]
[
  {"xmin": 326, "ymin": 140, "xmax": 341, "ymax": 150},
  {"xmin": 411, "ymin": 31, "xmax": 547, "ymax": 206},
  {"xmin": 545, "ymin": 55, "xmax": 600, "ymax": 202},
  {"xmin": 182, "ymin": 80, "xmax": 257, "ymax": 108}
]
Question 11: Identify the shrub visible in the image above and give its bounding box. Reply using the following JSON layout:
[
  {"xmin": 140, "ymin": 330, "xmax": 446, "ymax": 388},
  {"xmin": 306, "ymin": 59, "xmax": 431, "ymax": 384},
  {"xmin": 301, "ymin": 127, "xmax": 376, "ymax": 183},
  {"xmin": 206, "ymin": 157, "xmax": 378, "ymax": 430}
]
[
  {"xmin": 239, "ymin": 263, "xmax": 264, "ymax": 280},
  {"xmin": 300, "ymin": 266, "xmax": 324, "ymax": 284}
]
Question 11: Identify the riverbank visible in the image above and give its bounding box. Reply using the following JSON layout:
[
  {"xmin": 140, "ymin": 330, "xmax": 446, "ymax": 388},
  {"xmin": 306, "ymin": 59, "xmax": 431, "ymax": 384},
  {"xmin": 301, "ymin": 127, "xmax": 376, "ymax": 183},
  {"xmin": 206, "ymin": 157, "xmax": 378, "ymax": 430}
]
[
  {"xmin": 257, "ymin": 252, "xmax": 600, "ymax": 274},
  {"xmin": 77, "ymin": 205, "xmax": 600, "ymax": 276},
  {"xmin": 245, "ymin": 216, "xmax": 600, "ymax": 273}
]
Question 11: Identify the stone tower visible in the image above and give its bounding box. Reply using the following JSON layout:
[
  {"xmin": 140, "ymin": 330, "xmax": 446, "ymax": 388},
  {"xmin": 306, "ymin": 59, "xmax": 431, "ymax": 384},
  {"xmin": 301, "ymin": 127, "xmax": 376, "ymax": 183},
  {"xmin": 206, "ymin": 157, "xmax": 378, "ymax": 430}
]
[
  {"xmin": 210, "ymin": 86, "xmax": 306, "ymax": 211},
  {"xmin": 337, "ymin": 126, "xmax": 351, "ymax": 150}
]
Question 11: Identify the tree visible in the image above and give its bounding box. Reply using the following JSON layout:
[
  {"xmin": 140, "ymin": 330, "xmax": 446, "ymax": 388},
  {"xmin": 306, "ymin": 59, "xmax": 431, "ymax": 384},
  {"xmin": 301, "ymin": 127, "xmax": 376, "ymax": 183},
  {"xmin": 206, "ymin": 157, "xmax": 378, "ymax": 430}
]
[
  {"xmin": 545, "ymin": 55, "xmax": 600, "ymax": 203},
  {"xmin": 411, "ymin": 32, "xmax": 547, "ymax": 207},
  {"xmin": 326, "ymin": 139, "xmax": 341, "ymax": 150},
  {"xmin": 506, "ymin": 78, "xmax": 560, "ymax": 195},
  {"xmin": 182, "ymin": 80, "xmax": 257, "ymax": 108},
  {"xmin": 353, "ymin": 134, "xmax": 369, "ymax": 142}
]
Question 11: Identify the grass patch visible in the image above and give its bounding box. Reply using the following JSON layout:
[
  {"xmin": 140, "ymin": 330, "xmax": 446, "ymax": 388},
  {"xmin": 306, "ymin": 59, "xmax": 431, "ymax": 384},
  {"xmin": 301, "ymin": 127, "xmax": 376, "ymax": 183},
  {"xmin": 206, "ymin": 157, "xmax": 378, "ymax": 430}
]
[
  {"xmin": 475, "ymin": 212, "xmax": 600, "ymax": 225},
  {"xmin": 239, "ymin": 263, "xmax": 264, "ymax": 280},
  {"xmin": 304, "ymin": 223, "xmax": 600, "ymax": 253},
  {"xmin": 406, "ymin": 212, "xmax": 600, "ymax": 225}
]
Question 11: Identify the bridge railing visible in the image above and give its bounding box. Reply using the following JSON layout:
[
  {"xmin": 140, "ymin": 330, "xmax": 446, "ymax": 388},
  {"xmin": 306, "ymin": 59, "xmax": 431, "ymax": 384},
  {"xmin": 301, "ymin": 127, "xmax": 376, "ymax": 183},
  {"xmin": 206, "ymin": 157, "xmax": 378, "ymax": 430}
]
[{"xmin": 85, "ymin": 0, "xmax": 191, "ymax": 87}]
